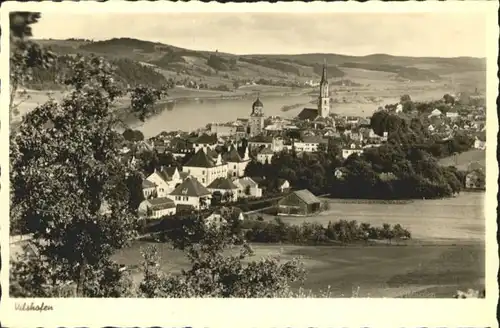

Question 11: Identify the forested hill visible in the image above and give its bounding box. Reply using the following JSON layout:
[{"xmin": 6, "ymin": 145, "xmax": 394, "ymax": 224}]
[{"xmin": 30, "ymin": 37, "xmax": 486, "ymax": 90}]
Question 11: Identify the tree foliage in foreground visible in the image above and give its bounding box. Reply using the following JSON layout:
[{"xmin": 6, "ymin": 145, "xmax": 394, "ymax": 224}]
[
  {"xmin": 10, "ymin": 55, "xmax": 151, "ymax": 297},
  {"xmin": 139, "ymin": 215, "xmax": 306, "ymax": 298},
  {"xmin": 9, "ymin": 12, "xmax": 55, "ymax": 117}
]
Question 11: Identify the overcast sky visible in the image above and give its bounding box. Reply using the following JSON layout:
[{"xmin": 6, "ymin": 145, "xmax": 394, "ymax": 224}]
[{"xmin": 32, "ymin": 12, "xmax": 487, "ymax": 57}]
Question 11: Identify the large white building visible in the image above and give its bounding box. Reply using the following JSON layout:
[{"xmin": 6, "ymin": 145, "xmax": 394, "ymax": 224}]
[{"xmin": 182, "ymin": 148, "xmax": 228, "ymax": 186}]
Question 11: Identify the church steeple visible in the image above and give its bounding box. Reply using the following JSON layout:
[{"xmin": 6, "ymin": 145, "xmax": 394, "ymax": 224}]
[
  {"xmin": 320, "ymin": 58, "xmax": 328, "ymax": 85},
  {"xmin": 318, "ymin": 58, "xmax": 330, "ymax": 118}
]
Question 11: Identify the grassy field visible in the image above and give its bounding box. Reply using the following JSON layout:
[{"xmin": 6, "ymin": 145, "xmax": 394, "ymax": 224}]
[
  {"xmin": 262, "ymin": 192, "xmax": 484, "ymax": 243},
  {"xmin": 112, "ymin": 241, "xmax": 484, "ymax": 298},
  {"xmin": 112, "ymin": 192, "xmax": 485, "ymax": 297},
  {"xmin": 438, "ymin": 149, "xmax": 486, "ymax": 171}
]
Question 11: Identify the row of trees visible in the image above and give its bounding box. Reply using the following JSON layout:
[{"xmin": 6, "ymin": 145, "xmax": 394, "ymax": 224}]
[
  {"xmin": 153, "ymin": 214, "xmax": 411, "ymax": 247},
  {"xmin": 242, "ymin": 218, "xmax": 411, "ymax": 245}
]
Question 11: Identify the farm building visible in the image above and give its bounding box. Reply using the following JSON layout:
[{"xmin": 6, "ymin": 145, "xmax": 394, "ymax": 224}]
[{"xmin": 277, "ymin": 189, "xmax": 321, "ymax": 216}]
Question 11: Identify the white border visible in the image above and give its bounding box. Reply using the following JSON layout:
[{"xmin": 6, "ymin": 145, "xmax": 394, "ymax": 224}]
[{"xmin": 0, "ymin": 2, "xmax": 498, "ymax": 327}]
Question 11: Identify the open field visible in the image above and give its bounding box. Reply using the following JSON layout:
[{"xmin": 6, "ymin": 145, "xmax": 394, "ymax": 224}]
[
  {"xmin": 112, "ymin": 192, "xmax": 485, "ymax": 297},
  {"xmin": 438, "ymin": 149, "xmax": 486, "ymax": 171},
  {"xmin": 265, "ymin": 192, "xmax": 485, "ymax": 243},
  {"xmin": 112, "ymin": 240, "xmax": 484, "ymax": 298}
]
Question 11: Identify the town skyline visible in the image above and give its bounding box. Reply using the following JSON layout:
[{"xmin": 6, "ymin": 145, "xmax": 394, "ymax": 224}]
[{"xmin": 32, "ymin": 12, "xmax": 488, "ymax": 58}]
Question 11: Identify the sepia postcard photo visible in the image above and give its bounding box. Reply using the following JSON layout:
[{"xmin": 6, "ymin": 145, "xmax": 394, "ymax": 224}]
[{"xmin": 0, "ymin": 1, "xmax": 498, "ymax": 327}]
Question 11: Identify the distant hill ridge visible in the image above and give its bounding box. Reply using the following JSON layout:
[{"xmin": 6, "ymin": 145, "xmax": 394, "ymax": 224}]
[{"xmin": 32, "ymin": 37, "xmax": 486, "ymax": 89}]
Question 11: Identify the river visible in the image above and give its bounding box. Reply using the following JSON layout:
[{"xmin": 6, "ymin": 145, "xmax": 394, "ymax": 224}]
[{"xmin": 132, "ymin": 94, "xmax": 316, "ymax": 138}]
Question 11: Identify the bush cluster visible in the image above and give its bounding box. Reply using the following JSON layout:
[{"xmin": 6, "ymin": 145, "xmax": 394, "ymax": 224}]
[{"xmin": 241, "ymin": 217, "xmax": 411, "ymax": 245}]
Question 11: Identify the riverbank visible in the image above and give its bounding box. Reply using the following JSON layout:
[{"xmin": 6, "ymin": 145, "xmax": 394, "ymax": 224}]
[{"xmin": 11, "ymin": 85, "xmax": 313, "ymax": 125}]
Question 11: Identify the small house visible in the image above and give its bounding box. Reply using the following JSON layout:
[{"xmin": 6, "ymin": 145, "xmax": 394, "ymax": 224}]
[
  {"xmin": 474, "ymin": 133, "xmax": 486, "ymax": 150},
  {"xmin": 168, "ymin": 176, "xmax": 212, "ymax": 210},
  {"xmin": 205, "ymin": 206, "xmax": 245, "ymax": 226},
  {"xmin": 277, "ymin": 179, "xmax": 291, "ymax": 193},
  {"xmin": 342, "ymin": 143, "xmax": 364, "ymax": 159},
  {"xmin": 233, "ymin": 177, "xmax": 263, "ymax": 198},
  {"xmin": 138, "ymin": 197, "xmax": 177, "ymax": 219},
  {"xmin": 428, "ymin": 109, "xmax": 443, "ymax": 118},
  {"xmin": 142, "ymin": 179, "xmax": 157, "ymax": 199},
  {"xmin": 256, "ymin": 147, "xmax": 274, "ymax": 164},
  {"xmin": 277, "ymin": 189, "xmax": 322, "ymax": 216},
  {"xmin": 207, "ymin": 177, "xmax": 239, "ymax": 203}
]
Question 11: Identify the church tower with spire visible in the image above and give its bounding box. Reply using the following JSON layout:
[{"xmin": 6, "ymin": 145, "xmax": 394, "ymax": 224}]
[{"xmin": 318, "ymin": 59, "xmax": 330, "ymax": 118}]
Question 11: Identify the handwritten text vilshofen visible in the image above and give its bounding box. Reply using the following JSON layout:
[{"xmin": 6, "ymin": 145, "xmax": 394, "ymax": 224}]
[{"xmin": 15, "ymin": 302, "xmax": 54, "ymax": 312}]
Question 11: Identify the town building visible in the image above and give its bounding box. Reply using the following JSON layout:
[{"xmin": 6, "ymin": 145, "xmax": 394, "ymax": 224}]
[
  {"xmin": 257, "ymin": 147, "xmax": 274, "ymax": 164},
  {"xmin": 428, "ymin": 109, "xmax": 443, "ymax": 119},
  {"xmin": 138, "ymin": 197, "xmax": 177, "ymax": 219},
  {"xmin": 142, "ymin": 179, "xmax": 157, "ymax": 199},
  {"xmin": 297, "ymin": 60, "xmax": 330, "ymax": 120},
  {"xmin": 248, "ymin": 97, "xmax": 265, "ymax": 137},
  {"xmin": 474, "ymin": 132, "xmax": 486, "ymax": 150},
  {"xmin": 182, "ymin": 148, "xmax": 228, "ymax": 186},
  {"xmin": 233, "ymin": 177, "xmax": 263, "ymax": 198},
  {"xmin": 168, "ymin": 176, "xmax": 212, "ymax": 210},
  {"xmin": 207, "ymin": 177, "xmax": 239, "ymax": 203},
  {"xmin": 277, "ymin": 179, "xmax": 291, "ymax": 193},
  {"xmin": 210, "ymin": 123, "xmax": 238, "ymax": 137},
  {"xmin": 293, "ymin": 136, "xmax": 328, "ymax": 153},
  {"xmin": 248, "ymin": 135, "xmax": 273, "ymax": 149},
  {"xmin": 342, "ymin": 143, "xmax": 364, "ymax": 159},
  {"xmin": 223, "ymin": 145, "xmax": 251, "ymax": 178},
  {"xmin": 205, "ymin": 206, "xmax": 245, "ymax": 226},
  {"xmin": 191, "ymin": 133, "xmax": 218, "ymax": 153},
  {"xmin": 277, "ymin": 189, "xmax": 322, "ymax": 216},
  {"xmin": 145, "ymin": 166, "xmax": 183, "ymax": 197}
]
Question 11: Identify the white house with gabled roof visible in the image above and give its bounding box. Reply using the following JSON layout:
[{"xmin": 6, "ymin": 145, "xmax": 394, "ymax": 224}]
[
  {"xmin": 168, "ymin": 176, "xmax": 212, "ymax": 210},
  {"xmin": 145, "ymin": 166, "xmax": 182, "ymax": 197},
  {"xmin": 233, "ymin": 177, "xmax": 263, "ymax": 198}
]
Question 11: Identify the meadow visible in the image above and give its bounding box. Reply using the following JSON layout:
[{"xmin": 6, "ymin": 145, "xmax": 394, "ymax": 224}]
[
  {"xmin": 112, "ymin": 192, "xmax": 485, "ymax": 298},
  {"xmin": 438, "ymin": 149, "xmax": 486, "ymax": 171}
]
